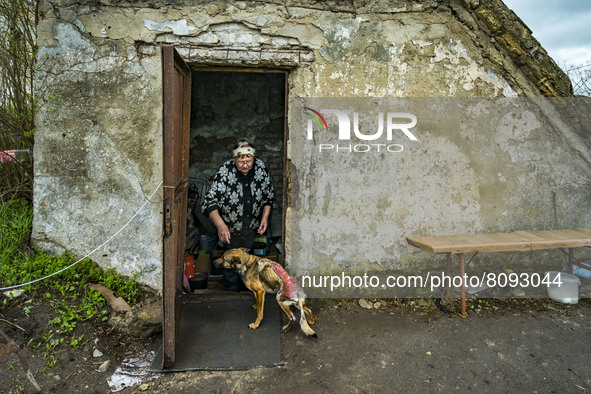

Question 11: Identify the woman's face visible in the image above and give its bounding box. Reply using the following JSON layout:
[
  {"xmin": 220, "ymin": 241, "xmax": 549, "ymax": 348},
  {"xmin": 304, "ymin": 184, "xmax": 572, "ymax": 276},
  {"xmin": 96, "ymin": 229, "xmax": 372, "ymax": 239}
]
[{"xmin": 235, "ymin": 155, "xmax": 254, "ymax": 175}]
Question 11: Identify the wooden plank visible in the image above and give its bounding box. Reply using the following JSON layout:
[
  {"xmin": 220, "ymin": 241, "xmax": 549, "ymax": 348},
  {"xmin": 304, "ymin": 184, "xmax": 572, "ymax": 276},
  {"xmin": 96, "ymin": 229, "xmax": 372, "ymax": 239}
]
[
  {"xmin": 437, "ymin": 232, "xmax": 529, "ymax": 254},
  {"xmin": 525, "ymin": 229, "xmax": 591, "ymax": 250},
  {"xmin": 527, "ymin": 229, "xmax": 591, "ymax": 240},
  {"xmin": 406, "ymin": 228, "xmax": 591, "ymax": 320},
  {"xmin": 406, "ymin": 228, "xmax": 591, "ymax": 255},
  {"xmin": 449, "ymin": 242, "xmax": 529, "ymax": 254},
  {"xmin": 511, "ymin": 231, "xmax": 546, "ymax": 241},
  {"xmin": 406, "ymin": 236, "xmax": 451, "ymax": 254},
  {"xmin": 534, "ymin": 230, "xmax": 575, "ymax": 240}
]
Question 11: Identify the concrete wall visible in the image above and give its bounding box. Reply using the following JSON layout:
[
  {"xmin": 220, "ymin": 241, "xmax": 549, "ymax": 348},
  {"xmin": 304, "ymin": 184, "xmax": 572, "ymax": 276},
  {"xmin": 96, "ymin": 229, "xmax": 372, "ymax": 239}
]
[
  {"xmin": 33, "ymin": 4, "xmax": 165, "ymax": 288},
  {"xmin": 288, "ymin": 97, "xmax": 591, "ymax": 286},
  {"xmin": 32, "ymin": 0, "xmax": 590, "ymax": 291}
]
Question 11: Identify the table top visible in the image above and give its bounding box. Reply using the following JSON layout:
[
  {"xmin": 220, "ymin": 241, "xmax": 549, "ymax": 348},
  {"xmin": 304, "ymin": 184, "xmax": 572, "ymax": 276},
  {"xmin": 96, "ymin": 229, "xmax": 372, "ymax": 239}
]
[{"xmin": 406, "ymin": 228, "xmax": 591, "ymax": 255}]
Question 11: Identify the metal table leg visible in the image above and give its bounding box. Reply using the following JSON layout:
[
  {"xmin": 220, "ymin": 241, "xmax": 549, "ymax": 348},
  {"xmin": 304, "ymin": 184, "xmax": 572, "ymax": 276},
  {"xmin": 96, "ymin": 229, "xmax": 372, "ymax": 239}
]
[
  {"xmin": 446, "ymin": 253, "xmax": 451, "ymax": 298},
  {"xmin": 459, "ymin": 253, "xmax": 466, "ymax": 316}
]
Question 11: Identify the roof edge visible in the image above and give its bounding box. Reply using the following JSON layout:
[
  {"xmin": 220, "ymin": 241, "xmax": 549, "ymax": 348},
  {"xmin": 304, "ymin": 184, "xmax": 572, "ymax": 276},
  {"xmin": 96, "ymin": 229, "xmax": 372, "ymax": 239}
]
[{"xmin": 459, "ymin": 0, "xmax": 574, "ymax": 97}]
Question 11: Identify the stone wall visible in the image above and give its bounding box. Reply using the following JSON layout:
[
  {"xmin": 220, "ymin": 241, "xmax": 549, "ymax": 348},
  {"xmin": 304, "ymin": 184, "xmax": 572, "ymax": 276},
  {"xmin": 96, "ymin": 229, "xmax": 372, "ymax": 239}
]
[{"xmin": 32, "ymin": 0, "xmax": 589, "ymax": 291}]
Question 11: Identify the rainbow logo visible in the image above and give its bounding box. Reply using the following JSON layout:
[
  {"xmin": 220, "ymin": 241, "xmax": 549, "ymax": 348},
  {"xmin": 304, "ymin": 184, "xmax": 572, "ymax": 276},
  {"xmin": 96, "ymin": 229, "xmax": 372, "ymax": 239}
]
[{"xmin": 303, "ymin": 107, "xmax": 329, "ymax": 132}]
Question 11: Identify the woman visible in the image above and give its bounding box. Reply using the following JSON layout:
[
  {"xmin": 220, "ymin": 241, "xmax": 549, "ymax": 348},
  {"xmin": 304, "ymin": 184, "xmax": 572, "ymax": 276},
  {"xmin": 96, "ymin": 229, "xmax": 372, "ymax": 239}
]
[{"xmin": 202, "ymin": 140, "xmax": 275, "ymax": 290}]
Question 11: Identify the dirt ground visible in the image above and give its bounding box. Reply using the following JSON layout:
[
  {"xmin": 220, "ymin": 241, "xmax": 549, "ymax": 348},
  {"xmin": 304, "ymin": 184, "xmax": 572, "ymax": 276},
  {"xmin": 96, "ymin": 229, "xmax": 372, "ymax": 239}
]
[{"xmin": 2, "ymin": 293, "xmax": 591, "ymax": 393}]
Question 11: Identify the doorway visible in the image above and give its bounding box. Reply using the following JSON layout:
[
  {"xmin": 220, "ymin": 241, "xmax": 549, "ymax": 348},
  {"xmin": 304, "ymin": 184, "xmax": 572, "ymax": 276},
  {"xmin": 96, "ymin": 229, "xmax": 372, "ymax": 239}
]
[
  {"xmin": 159, "ymin": 62, "xmax": 288, "ymax": 369},
  {"xmin": 186, "ymin": 69, "xmax": 287, "ymax": 259}
]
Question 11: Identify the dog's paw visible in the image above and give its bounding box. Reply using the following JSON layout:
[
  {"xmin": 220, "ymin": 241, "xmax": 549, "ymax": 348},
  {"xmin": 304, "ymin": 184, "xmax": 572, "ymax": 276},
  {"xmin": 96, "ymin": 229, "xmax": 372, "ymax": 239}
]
[
  {"xmin": 281, "ymin": 321, "xmax": 293, "ymax": 333},
  {"xmin": 249, "ymin": 322, "xmax": 259, "ymax": 329}
]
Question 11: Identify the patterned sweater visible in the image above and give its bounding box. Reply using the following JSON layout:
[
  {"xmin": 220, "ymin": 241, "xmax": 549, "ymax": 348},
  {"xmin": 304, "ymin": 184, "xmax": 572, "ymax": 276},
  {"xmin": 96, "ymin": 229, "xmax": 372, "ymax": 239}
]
[{"xmin": 202, "ymin": 158, "xmax": 275, "ymax": 232}]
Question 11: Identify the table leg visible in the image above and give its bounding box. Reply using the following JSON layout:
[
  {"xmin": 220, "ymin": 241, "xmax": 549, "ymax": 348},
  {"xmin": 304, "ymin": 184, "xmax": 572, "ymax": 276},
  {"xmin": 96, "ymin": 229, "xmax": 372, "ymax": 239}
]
[
  {"xmin": 446, "ymin": 253, "xmax": 451, "ymax": 298},
  {"xmin": 568, "ymin": 248, "xmax": 574, "ymax": 274},
  {"xmin": 459, "ymin": 253, "xmax": 466, "ymax": 316}
]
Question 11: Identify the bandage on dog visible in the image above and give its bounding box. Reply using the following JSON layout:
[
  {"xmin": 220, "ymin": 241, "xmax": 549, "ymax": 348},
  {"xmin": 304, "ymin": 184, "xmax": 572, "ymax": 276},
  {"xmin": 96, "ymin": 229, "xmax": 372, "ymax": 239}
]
[{"xmin": 233, "ymin": 146, "xmax": 256, "ymax": 157}]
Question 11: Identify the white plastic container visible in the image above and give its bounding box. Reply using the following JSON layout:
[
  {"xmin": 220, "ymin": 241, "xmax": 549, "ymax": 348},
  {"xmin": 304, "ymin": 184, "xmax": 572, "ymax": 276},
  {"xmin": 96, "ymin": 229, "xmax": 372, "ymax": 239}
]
[{"xmin": 546, "ymin": 271, "xmax": 580, "ymax": 304}]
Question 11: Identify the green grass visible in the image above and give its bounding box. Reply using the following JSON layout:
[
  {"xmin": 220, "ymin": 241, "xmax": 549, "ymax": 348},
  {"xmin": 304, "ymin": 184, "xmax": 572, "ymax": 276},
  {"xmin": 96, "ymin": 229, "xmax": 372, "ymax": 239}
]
[
  {"xmin": 0, "ymin": 199, "xmax": 141, "ymax": 301},
  {"xmin": 0, "ymin": 199, "xmax": 142, "ymax": 366},
  {"xmin": 0, "ymin": 199, "xmax": 33, "ymax": 278}
]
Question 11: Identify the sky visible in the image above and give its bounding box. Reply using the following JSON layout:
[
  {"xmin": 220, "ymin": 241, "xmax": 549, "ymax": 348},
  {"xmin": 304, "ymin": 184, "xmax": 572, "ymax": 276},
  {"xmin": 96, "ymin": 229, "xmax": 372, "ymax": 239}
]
[{"xmin": 503, "ymin": 0, "xmax": 591, "ymax": 67}]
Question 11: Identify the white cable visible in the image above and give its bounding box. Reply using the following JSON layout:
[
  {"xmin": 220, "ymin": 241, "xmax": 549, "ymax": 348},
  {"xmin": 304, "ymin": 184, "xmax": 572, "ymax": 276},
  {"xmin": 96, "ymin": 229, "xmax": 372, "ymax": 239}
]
[{"xmin": 0, "ymin": 181, "xmax": 163, "ymax": 292}]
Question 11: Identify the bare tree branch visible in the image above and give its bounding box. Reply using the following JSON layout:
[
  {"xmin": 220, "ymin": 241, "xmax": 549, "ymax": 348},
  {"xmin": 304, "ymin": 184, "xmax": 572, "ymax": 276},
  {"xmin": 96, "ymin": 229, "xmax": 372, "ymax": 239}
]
[
  {"xmin": 0, "ymin": 0, "xmax": 38, "ymax": 202},
  {"xmin": 561, "ymin": 61, "xmax": 591, "ymax": 97}
]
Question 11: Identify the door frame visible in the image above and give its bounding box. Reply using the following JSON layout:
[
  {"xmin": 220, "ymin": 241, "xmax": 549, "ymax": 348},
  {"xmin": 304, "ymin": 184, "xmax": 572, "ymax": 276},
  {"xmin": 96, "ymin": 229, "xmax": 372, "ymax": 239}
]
[{"xmin": 162, "ymin": 59, "xmax": 290, "ymax": 368}]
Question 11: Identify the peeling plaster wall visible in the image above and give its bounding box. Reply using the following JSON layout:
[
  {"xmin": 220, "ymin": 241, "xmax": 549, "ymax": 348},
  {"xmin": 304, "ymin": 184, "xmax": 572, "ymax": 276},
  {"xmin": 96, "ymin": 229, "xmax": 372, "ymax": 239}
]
[
  {"xmin": 33, "ymin": 4, "xmax": 164, "ymax": 288},
  {"xmin": 32, "ymin": 0, "xmax": 590, "ymax": 291},
  {"xmin": 288, "ymin": 98, "xmax": 591, "ymax": 280}
]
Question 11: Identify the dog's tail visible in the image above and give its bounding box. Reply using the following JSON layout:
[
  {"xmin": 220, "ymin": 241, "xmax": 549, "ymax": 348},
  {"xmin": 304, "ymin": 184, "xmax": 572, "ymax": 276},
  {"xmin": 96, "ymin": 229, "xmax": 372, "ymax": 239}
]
[{"xmin": 298, "ymin": 298, "xmax": 317, "ymax": 338}]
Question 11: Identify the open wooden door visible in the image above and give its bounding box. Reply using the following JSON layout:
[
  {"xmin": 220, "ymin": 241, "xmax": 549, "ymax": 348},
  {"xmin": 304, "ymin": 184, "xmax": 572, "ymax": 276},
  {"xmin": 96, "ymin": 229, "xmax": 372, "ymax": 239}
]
[{"xmin": 161, "ymin": 45, "xmax": 191, "ymax": 368}]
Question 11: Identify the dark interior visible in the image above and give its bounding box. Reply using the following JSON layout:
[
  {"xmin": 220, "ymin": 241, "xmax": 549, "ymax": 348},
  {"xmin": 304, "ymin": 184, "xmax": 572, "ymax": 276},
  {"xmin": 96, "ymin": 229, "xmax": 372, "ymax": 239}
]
[{"xmin": 184, "ymin": 69, "xmax": 286, "ymax": 286}]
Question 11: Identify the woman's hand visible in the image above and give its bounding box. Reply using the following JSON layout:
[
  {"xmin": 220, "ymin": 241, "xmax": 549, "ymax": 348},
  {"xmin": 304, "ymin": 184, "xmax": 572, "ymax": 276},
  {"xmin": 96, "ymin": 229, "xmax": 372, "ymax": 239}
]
[
  {"xmin": 257, "ymin": 217, "xmax": 268, "ymax": 235},
  {"xmin": 208, "ymin": 209, "xmax": 231, "ymax": 244},
  {"xmin": 257, "ymin": 205, "xmax": 271, "ymax": 235},
  {"xmin": 217, "ymin": 223, "xmax": 231, "ymax": 244}
]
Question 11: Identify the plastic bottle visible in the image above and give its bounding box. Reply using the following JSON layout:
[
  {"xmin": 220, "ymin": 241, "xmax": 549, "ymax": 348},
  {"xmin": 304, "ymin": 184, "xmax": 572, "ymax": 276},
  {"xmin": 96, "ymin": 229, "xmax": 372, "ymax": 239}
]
[
  {"xmin": 573, "ymin": 265, "xmax": 591, "ymax": 279},
  {"xmin": 0, "ymin": 149, "xmax": 31, "ymax": 165}
]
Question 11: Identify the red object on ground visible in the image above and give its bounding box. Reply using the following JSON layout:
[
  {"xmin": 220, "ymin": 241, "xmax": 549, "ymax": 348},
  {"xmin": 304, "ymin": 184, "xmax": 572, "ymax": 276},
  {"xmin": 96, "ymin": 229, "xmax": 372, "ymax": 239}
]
[{"xmin": 184, "ymin": 254, "xmax": 196, "ymax": 279}]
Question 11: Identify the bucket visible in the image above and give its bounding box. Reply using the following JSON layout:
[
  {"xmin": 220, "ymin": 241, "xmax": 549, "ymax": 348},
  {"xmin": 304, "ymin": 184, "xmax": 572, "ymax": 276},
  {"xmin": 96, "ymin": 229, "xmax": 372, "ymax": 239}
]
[
  {"xmin": 199, "ymin": 234, "xmax": 218, "ymax": 254},
  {"xmin": 189, "ymin": 272, "xmax": 208, "ymax": 291},
  {"xmin": 546, "ymin": 271, "xmax": 580, "ymax": 304}
]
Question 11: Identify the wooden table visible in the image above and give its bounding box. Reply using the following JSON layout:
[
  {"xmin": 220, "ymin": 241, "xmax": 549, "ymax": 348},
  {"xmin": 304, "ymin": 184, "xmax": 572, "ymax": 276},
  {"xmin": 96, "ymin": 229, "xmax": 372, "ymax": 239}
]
[{"xmin": 407, "ymin": 229, "xmax": 591, "ymax": 316}]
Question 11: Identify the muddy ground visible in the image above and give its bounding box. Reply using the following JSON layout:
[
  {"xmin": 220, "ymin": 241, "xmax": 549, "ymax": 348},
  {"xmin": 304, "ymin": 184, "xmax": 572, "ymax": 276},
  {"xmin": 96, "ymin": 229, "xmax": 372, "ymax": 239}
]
[{"xmin": 2, "ymin": 293, "xmax": 591, "ymax": 393}]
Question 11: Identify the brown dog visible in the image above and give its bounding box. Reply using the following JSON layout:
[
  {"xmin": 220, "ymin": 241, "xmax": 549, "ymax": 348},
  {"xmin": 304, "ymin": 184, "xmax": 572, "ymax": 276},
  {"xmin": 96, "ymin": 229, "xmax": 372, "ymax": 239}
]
[{"xmin": 214, "ymin": 248, "xmax": 317, "ymax": 338}]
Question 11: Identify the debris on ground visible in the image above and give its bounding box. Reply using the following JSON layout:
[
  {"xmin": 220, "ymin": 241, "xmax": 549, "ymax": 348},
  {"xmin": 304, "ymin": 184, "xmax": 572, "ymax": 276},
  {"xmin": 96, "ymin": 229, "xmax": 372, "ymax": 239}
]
[
  {"xmin": 107, "ymin": 351, "xmax": 162, "ymax": 392},
  {"xmin": 86, "ymin": 284, "xmax": 131, "ymax": 313}
]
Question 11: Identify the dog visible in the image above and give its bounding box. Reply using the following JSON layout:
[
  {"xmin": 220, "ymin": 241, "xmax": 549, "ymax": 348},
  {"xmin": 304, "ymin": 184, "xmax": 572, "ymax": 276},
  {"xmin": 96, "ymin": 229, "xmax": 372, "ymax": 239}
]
[{"xmin": 214, "ymin": 248, "xmax": 317, "ymax": 338}]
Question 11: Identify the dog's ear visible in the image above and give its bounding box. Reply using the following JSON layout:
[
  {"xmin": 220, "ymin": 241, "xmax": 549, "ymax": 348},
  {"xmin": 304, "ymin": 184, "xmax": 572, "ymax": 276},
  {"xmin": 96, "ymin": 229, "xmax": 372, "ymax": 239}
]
[{"xmin": 238, "ymin": 247, "xmax": 250, "ymax": 253}]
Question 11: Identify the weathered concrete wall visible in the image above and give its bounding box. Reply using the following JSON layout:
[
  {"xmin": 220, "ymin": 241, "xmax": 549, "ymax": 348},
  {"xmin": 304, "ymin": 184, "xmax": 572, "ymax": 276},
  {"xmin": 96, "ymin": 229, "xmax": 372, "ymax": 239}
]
[
  {"xmin": 288, "ymin": 97, "xmax": 591, "ymax": 286},
  {"xmin": 33, "ymin": 3, "xmax": 165, "ymax": 288},
  {"xmin": 32, "ymin": 0, "xmax": 589, "ymax": 291}
]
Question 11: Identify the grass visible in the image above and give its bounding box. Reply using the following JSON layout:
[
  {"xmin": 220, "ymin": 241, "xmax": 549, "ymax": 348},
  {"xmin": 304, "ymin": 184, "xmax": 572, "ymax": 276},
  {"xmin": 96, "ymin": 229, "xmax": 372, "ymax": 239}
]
[
  {"xmin": 0, "ymin": 199, "xmax": 142, "ymax": 366},
  {"xmin": 0, "ymin": 199, "xmax": 33, "ymax": 278}
]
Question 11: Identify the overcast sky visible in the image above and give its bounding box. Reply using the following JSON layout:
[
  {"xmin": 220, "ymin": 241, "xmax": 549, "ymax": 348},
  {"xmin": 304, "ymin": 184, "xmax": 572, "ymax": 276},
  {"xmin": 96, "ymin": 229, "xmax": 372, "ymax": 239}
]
[{"xmin": 503, "ymin": 0, "xmax": 591, "ymax": 67}]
